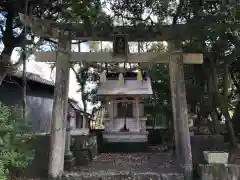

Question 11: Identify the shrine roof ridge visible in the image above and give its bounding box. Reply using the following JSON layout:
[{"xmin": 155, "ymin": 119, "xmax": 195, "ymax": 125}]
[{"xmin": 97, "ymin": 76, "xmax": 153, "ymax": 96}]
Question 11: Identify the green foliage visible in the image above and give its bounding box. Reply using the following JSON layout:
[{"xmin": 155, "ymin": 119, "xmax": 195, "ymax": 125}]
[
  {"xmin": 74, "ymin": 65, "xmax": 100, "ymax": 111},
  {"xmin": 0, "ymin": 103, "xmax": 35, "ymax": 179},
  {"xmin": 0, "ymin": 161, "xmax": 8, "ymax": 180},
  {"xmin": 143, "ymin": 42, "xmax": 172, "ymax": 127}
]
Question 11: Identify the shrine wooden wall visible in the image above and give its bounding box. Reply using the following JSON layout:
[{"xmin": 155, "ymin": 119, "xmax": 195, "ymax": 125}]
[
  {"xmin": 105, "ymin": 102, "xmax": 145, "ymax": 131},
  {"xmin": 0, "ymin": 76, "xmax": 54, "ymax": 132}
]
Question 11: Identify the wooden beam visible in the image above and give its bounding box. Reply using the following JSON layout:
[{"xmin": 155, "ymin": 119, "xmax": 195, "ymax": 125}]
[
  {"xmin": 19, "ymin": 13, "xmax": 191, "ymax": 41},
  {"xmin": 19, "ymin": 13, "xmax": 238, "ymax": 41},
  {"xmin": 35, "ymin": 52, "xmax": 203, "ymax": 64}
]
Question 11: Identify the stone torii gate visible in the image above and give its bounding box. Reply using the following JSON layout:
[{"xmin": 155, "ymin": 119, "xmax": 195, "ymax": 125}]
[{"xmin": 19, "ymin": 14, "xmax": 203, "ymax": 180}]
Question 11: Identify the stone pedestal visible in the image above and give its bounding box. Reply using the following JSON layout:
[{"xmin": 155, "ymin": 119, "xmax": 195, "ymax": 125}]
[
  {"xmin": 64, "ymin": 117, "xmax": 75, "ymax": 170},
  {"xmin": 191, "ymin": 135, "xmax": 225, "ymax": 168},
  {"xmin": 199, "ymin": 164, "xmax": 240, "ymax": 180},
  {"xmin": 71, "ymin": 134, "xmax": 98, "ymax": 166},
  {"xmin": 102, "ymin": 131, "xmax": 148, "ymax": 143},
  {"xmin": 64, "ymin": 152, "xmax": 75, "ymax": 171},
  {"xmin": 74, "ymin": 149, "xmax": 91, "ymax": 166},
  {"xmin": 203, "ymin": 151, "xmax": 229, "ymax": 164}
]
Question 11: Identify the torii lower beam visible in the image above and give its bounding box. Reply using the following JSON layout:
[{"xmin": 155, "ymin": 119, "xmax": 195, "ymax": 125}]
[{"xmin": 35, "ymin": 52, "xmax": 203, "ymax": 64}]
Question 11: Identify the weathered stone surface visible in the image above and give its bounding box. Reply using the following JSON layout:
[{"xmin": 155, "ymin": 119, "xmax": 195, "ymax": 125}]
[
  {"xmin": 72, "ymin": 134, "xmax": 97, "ymax": 150},
  {"xmin": 90, "ymin": 144, "xmax": 98, "ymax": 158},
  {"xmin": 19, "ymin": 134, "xmax": 50, "ymax": 178},
  {"xmin": 73, "ymin": 149, "xmax": 91, "ymax": 166},
  {"xmin": 64, "ymin": 153, "xmax": 76, "ymax": 171},
  {"xmin": 199, "ymin": 164, "xmax": 240, "ymax": 180},
  {"xmin": 71, "ymin": 134, "xmax": 98, "ymax": 166},
  {"xmin": 203, "ymin": 151, "xmax": 229, "ymax": 164},
  {"xmin": 64, "ymin": 150, "xmax": 183, "ymax": 180},
  {"xmin": 191, "ymin": 135, "xmax": 225, "ymax": 167},
  {"xmin": 63, "ymin": 172, "xmax": 184, "ymax": 180}
]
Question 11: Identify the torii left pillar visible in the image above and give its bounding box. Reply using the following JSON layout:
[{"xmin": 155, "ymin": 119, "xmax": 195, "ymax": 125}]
[{"xmin": 48, "ymin": 40, "xmax": 71, "ymax": 180}]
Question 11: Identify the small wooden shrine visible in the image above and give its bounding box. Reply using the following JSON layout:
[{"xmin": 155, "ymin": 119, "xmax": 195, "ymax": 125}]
[{"xmin": 97, "ymin": 70, "xmax": 153, "ymax": 144}]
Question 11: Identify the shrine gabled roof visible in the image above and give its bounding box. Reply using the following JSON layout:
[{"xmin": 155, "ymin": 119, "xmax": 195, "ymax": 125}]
[{"xmin": 97, "ymin": 76, "xmax": 153, "ymax": 96}]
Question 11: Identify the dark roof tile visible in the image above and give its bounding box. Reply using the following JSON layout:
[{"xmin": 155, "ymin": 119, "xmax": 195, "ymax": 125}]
[{"xmin": 8, "ymin": 71, "xmax": 54, "ymax": 86}]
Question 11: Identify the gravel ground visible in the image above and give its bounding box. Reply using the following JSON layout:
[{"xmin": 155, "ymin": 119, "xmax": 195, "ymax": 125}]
[
  {"xmin": 67, "ymin": 146, "xmax": 181, "ymax": 176},
  {"xmin": 10, "ymin": 178, "xmax": 42, "ymax": 180},
  {"xmin": 10, "ymin": 146, "xmax": 182, "ymax": 180}
]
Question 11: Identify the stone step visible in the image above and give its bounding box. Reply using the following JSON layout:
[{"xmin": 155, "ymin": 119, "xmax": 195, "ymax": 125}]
[{"xmin": 63, "ymin": 172, "xmax": 184, "ymax": 180}]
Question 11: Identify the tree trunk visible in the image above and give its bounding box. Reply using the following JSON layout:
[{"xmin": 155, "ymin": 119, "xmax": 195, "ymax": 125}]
[
  {"xmin": 81, "ymin": 86, "xmax": 88, "ymax": 129},
  {"xmin": 0, "ymin": 9, "xmax": 14, "ymax": 86},
  {"xmin": 0, "ymin": 9, "xmax": 26, "ymax": 86},
  {"xmin": 212, "ymin": 62, "xmax": 238, "ymax": 148},
  {"xmin": 232, "ymin": 101, "xmax": 240, "ymax": 135},
  {"xmin": 207, "ymin": 70, "xmax": 220, "ymax": 133},
  {"xmin": 152, "ymin": 88, "xmax": 157, "ymax": 129},
  {"xmin": 22, "ymin": 50, "xmax": 27, "ymax": 122},
  {"xmin": 230, "ymin": 64, "xmax": 240, "ymax": 135}
]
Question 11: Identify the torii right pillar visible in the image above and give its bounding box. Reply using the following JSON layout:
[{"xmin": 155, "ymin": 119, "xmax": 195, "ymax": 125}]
[{"xmin": 169, "ymin": 50, "xmax": 193, "ymax": 180}]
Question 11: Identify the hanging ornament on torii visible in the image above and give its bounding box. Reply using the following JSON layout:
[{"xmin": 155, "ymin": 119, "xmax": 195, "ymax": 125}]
[{"xmin": 112, "ymin": 34, "xmax": 129, "ymax": 59}]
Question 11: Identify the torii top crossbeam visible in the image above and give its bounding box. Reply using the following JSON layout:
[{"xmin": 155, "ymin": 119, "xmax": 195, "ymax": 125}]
[
  {"xmin": 18, "ymin": 13, "xmax": 190, "ymax": 41},
  {"xmin": 19, "ymin": 13, "xmax": 203, "ymax": 64}
]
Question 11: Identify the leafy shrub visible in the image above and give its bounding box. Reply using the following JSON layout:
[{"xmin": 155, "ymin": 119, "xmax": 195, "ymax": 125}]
[
  {"xmin": 0, "ymin": 103, "xmax": 35, "ymax": 179},
  {"xmin": 0, "ymin": 160, "xmax": 8, "ymax": 180}
]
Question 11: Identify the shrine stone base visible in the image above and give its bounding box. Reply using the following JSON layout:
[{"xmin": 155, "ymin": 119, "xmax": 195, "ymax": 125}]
[
  {"xmin": 102, "ymin": 132, "xmax": 148, "ymax": 153},
  {"xmin": 102, "ymin": 131, "xmax": 148, "ymax": 143},
  {"xmin": 64, "ymin": 152, "xmax": 75, "ymax": 171},
  {"xmin": 198, "ymin": 164, "xmax": 240, "ymax": 180}
]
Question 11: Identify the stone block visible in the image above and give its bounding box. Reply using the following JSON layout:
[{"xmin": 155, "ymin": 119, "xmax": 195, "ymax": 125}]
[
  {"xmin": 71, "ymin": 135, "xmax": 87, "ymax": 149},
  {"xmin": 64, "ymin": 153, "xmax": 76, "ymax": 171},
  {"xmin": 71, "ymin": 134, "xmax": 98, "ymax": 150},
  {"xmin": 19, "ymin": 133, "xmax": 50, "ymax": 178},
  {"xmin": 62, "ymin": 172, "xmax": 184, "ymax": 180},
  {"xmin": 73, "ymin": 149, "xmax": 91, "ymax": 166},
  {"xmin": 203, "ymin": 151, "xmax": 229, "ymax": 164},
  {"xmin": 191, "ymin": 135, "xmax": 225, "ymax": 167},
  {"xmin": 199, "ymin": 164, "xmax": 240, "ymax": 180},
  {"xmin": 71, "ymin": 134, "xmax": 98, "ymax": 162},
  {"xmin": 87, "ymin": 135, "xmax": 97, "ymax": 146},
  {"xmin": 92, "ymin": 144, "xmax": 98, "ymax": 158}
]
